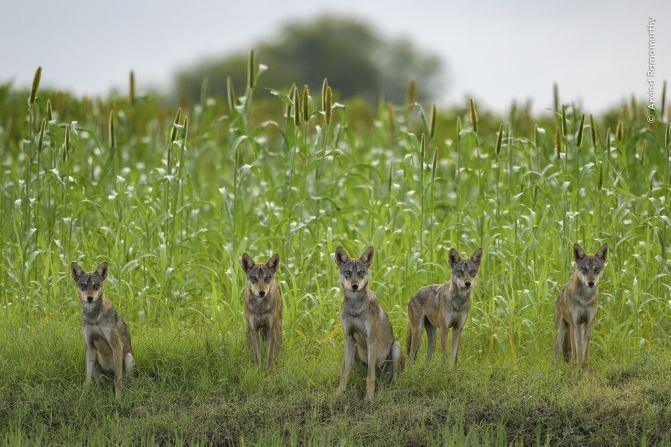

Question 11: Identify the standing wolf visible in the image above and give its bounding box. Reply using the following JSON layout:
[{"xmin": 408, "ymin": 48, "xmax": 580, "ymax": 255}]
[
  {"xmin": 334, "ymin": 245, "xmax": 403, "ymax": 402},
  {"xmin": 241, "ymin": 253, "xmax": 283, "ymax": 367},
  {"xmin": 407, "ymin": 248, "xmax": 483, "ymax": 368},
  {"xmin": 71, "ymin": 262, "xmax": 134, "ymax": 399},
  {"xmin": 555, "ymin": 243, "xmax": 608, "ymax": 369}
]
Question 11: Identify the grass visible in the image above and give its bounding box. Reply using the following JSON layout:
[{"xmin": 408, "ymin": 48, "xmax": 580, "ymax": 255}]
[
  {"xmin": 0, "ymin": 60, "xmax": 670, "ymax": 445},
  {"xmin": 4, "ymin": 315, "xmax": 671, "ymax": 445}
]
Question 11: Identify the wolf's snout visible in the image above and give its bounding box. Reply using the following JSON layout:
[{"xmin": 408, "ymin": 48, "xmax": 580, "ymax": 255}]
[
  {"xmin": 351, "ymin": 283, "xmax": 359, "ymax": 290},
  {"xmin": 464, "ymin": 281, "xmax": 471, "ymax": 288},
  {"xmin": 86, "ymin": 296, "xmax": 94, "ymax": 303},
  {"xmin": 588, "ymin": 281, "xmax": 595, "ymax": 288},
  {"xmin": 258, "ymin": 290, "xmax": 266, "ymax": 297}
]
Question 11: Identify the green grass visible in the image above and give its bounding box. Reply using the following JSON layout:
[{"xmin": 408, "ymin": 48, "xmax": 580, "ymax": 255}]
[
  {"xmin": 3, "ymin": 317, "xmax": 671, "ymax": 445},
  {"xmin": 0, "ymin": 63, "xmax": 670, "ymax": 445}
]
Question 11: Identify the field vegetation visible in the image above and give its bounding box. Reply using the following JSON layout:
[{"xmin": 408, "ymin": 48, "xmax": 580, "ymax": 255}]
[{"xmin": 1, "ymin": 58, "xmax": 670, "ymax": 445}]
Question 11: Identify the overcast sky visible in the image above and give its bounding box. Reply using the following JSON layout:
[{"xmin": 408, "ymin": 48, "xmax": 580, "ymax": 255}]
[{"xmin": 1, "ymin": 0, "xmax": 669, "ymax": 113}]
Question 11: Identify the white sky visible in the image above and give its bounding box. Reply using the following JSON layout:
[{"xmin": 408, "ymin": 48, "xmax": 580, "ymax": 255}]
[{"xmin": 1, "ymin": 0, "xmax": 669, "ymax": 113}]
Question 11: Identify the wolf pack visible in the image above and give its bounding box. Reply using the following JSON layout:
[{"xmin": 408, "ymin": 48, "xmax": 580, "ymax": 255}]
[{"xmin": 71, "ymin": 241, "xmax": 608, "ymax": 401}]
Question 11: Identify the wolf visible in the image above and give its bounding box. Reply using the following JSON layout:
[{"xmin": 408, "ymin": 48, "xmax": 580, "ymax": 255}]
[
  {"xmin": 555, "ymin": 243, "xmax": 608, "ymax": 369},
  {"xmin": 71, "ymin": 262, "xmax": 134, "ymax": 399},
  {"xmin": 334, "ymin": 245, "xmax": 403, "ymax": 402},
  {"xmin": 407, "ymin": 248, "xmax": 483, "ymax": 368},
  {"xmin": 241, "ymin": 253, "xmax": 282, "ymax": 367}
]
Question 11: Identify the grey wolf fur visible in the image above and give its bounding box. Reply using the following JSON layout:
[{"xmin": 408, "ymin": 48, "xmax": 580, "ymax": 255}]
[
  {"xmin": 71, "ymin": 262, "xmax": 134, "ymax": 399},
  {"xmin": 334, "ymin": 245, "xmax": 403, "ymax": 402},
  {"xmin": 554, "ymin": 243, "xmax": 608, "ymax": 369},
  {"xmin": 407, "ymin": 248, "xmax": 483, "ymax": 368},
  {"xmin": 241, "ymin": 253, "xmax": 282, "ymax": 367}
]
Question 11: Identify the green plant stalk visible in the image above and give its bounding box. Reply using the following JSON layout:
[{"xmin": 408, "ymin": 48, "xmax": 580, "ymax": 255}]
[
  {"xmin": 429, "ymin": 145, "xmax": 438, "ymax": 263},
  {"xmin": 315, "ymin": 103, "xmax": 331, "ymax": 225},
  {"xmin": 454, "ymin": 117, "xmax": 462, "ymax": 242},
  {"xmin": 495, "ymin": 124, "xmax": 503, "ymax": 220},
  {"xmin": 419, "ymin": 133, "xmax": 426, "ymax": 254}
]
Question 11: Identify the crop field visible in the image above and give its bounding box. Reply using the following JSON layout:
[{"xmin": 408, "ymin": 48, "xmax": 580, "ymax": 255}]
[{"xmin": 1, "ymin": 63, "xmax": 671, "ymax": 445}]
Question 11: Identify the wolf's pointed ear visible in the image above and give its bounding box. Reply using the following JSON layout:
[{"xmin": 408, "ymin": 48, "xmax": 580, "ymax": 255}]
[
  {"xmin": 266, "ymin": 254, "xmax": 280, "ymax": 273},
  {"xmin": 448, "ymin": 249, "xmax": 461, "ymax": 268},
  {"xmin": 360, "ymin": 246, "xmax": 374, "ymax": 267},
  {"xmin": 595, "ymin": 243, "xmax": 608, "ymax": 263},
  {"xmin": 241, "ymin": 253, "xmax": 255, "ymax": 273},
  {"xmin": 95, "ymin": 262, "xmax": 108, "ymax": 281},
  {"xmin": 470, "ymin": 248, "xmax": 483, "ymax": 266},
  {"xmin": 335, "ymin": 246, "xmax": 349, "ymax": 267},
  {"xmin": 71, "ymin": 262, "xmax": 84, "ymax": 281},
  {"xmin": 573, "ymin": 244, "xmax": 586, "ymax": 262}
]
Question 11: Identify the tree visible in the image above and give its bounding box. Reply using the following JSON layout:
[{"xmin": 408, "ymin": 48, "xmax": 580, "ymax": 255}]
[{"xmin": 175, "ymin": 16, "xmax": 445, "ymax": 104}]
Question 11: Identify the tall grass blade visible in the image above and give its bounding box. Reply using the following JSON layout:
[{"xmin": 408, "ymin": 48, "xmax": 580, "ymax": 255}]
[
  {"xmin": 555, "ymin": 125, "xmax": 563, "ymax": 159},
  {"xmin": 227, "ymin": 76, "xmax": 237, "ymax": 112},
  {"xmin": 28, "ymin": 66, "xmax": 41, "ymax": 108},
  {"xmin": 247, "ymin": 49, "xmax": 255, "ymax": 90},
  {"xmin": 589, "ymin": 114, "xmax": 598, "ymax": 147},
  {"xmin": 301, "ymin": 84, "xmax": 310, "ymax": 123},
  {"xmin": 429, "ymin": 104, "xmax": 437, "ymax": 140},
  {"xmin": 324, "ymin": 86, "xmax": 332, "ymax": 126},
  {"xmin": 170, "ymin": 108, "xmax": 182, "ymax": 143},
  {"xmin": 616, "ymin": 120, "xmax": 624, "ymax": 141},
  {"xmin": 321, "ymin": 78, "xmax": 328, "ymax": 112},
  {"xmin": 46, "ymin": 99, "xmax": 52, "ymax": 122},
  {"xmin": 553, "ymin": 82, "xmax": 559, "ymax": 113},
  {"xmin": 469, "ymin": 98, "xmax": 478, "ymax": 133},
  {"xmin": 109, "ymin": 110, "xmax": 116, "ymax": 149},
  {"xmin": 407, "ymin": 79, "xmax": 416, "ymax": 106},
  {"xmin": 661, "ymin": 80, "xmax": 667, "ymax": 121},
  {"xmin": 495, "ymin": 124, "xmax": 504, "ymax": 156},
  {"xmin": 561, "ymin": 105, "xmax": 567, "ymax": 137},
  {"xmin": 292, "ymin": 84, "xmax": 301, "ymax": 126},
  {"xmin": 576, "ymin": 114, "xmax": 585, "ymax": 148},
  {"xmin": 129, "ymin": 70, "xmax": 136, "ymax": 105}
]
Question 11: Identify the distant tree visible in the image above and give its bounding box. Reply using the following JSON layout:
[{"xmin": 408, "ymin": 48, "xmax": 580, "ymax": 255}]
[{"xmin": 175, "ymin": 16, "xmax": 445, "ymax": 104}]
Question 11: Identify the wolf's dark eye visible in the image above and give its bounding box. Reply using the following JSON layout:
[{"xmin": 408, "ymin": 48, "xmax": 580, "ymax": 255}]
[
  {"xmin": 250, "ymin": 276, "xmax": 258, "ymax": 283},
  {"xmin": 469, "ymin": 269, "xmax": 476, "ymax": 275},
  {"xmin": 344, "ymin": 270, "xmax": 352, "ymax": 276},
  {"xmin": 264, "ymin": 275, "xmax": 271, "ymax": 282},
  {"xmin": 79, "ymin": 284, "xmax": 86, "ymax": 290},
  {"xmin": 357, "ymin": 270, "xmax": 365, "ymax": 276},
  {"xmin": 581, "ymin": 267, "xmax": 588, "ymax": 274},
  {"xmin": 92, "ymin": 284, "xmax": 99, "ymax": 290},
  {"xmin": 456, "ymin": 270, "xmax": 463, "ymax": 277},
  {"xmin": 594, "ymin": 267, "xmax": 600, "ymax": 273}
]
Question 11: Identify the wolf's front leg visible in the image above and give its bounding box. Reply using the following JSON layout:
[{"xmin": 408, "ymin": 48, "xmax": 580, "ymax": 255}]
[
  {"xmin": 440, "ymin": 326, "xmax": 448, "ymax": 361},
  {"xmin": 425, "ymin": 324, "xmax": 437, "ymax": 361},
  {"xmin": 441, "ymin": 312, "xmax": 453, "ymax": 362},
  {"xmin": 582, "ymin": 323, "xmax": 592, "ymax": 369},
  {"xmin": 248, "ymin": 329, "xmax": 261, "ymax": 364},
  {"xmin": 570, "ymin": 323, "xmax": 581, "ymax": 368},
  {"xmin": 83, "ymin": 345, "xmax": 97, "ymax": 393},
  {"xmin": 365, "ymin": 343, "xmax": 377, "ymax": 402},
  {"xmin": 336, "ymin": 336, "xmax": 356, "ymax": 396},
  {"xmin": 450, "ymin": 326, "xmax": 463, "ymax": 368},
  {"xmin": 267, "ymin": 324, "xmax": 280, "ymax": 367}
]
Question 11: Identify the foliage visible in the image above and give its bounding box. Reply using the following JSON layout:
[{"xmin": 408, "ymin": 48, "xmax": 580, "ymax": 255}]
[
  {"xmin": 0, "ymin": 62, "xmax": 670, "ymax": 445},
  {"xmin": 175, "ymin": 16, "xmax": 444, "ymax": 104}
]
